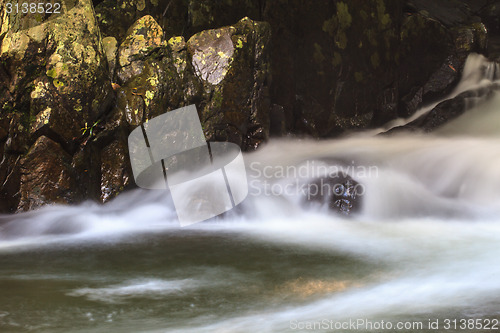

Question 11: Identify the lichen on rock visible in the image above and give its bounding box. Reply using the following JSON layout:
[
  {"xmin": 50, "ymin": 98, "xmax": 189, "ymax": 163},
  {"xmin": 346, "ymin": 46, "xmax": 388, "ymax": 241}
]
[
  {"xmin": 116, "ymin": 15, "xmax": 165, "ymax": 83},
  {"xmin": 0, "ymin": 0, "xmax": 113, "ymax": 211},
  {"xmin": 187, "ymin": 17, "xmax": 272, "ymax": 150}
]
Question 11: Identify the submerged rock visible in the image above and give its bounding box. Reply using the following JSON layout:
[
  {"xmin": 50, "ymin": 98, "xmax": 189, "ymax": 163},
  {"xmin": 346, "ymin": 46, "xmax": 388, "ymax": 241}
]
[{"xmin": 304, "ymin": 174, "xmax": 362, "ymax": 216}]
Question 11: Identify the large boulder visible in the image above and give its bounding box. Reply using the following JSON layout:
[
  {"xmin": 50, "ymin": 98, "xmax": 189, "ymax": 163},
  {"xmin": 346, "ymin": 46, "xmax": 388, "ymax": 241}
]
[{"xmin": 187, "ymin": 17, "xmax": 271, "ymax": 150}]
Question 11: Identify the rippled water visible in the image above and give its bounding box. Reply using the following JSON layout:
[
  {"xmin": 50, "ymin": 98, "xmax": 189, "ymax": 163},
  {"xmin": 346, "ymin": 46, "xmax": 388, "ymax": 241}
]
[{"xmin": 1, "ymin": 54, "xmax": 500, "ymax": 332}]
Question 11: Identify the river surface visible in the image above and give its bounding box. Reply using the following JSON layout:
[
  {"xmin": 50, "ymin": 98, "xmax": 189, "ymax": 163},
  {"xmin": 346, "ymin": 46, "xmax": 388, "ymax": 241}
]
[{"xmin": 1, "ymin": 54, "xmax": 500, "ymax": 332}]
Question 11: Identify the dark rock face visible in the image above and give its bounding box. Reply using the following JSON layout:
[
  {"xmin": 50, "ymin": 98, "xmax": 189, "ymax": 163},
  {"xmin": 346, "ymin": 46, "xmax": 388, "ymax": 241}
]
[
  {"xmin": 388, "ymin": 82, "xmax": 500, "ymax": 133},
  {"xmin": 304, "ymin": 174, "xmax": 362, "ymax": 216},
  {"xmin": 95, "ymin": 0, "xmax": 189, "ymax": 44},
  {"xmin": 96, "ymin": 0, "xmax": 490, "ymax": 134},
  {"xmin": 0, "ymin": 0, "xmax": 498, "ymax": 213}
]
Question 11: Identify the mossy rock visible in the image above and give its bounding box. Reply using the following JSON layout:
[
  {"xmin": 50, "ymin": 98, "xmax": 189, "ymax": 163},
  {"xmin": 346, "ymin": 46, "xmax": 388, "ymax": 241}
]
[
  {"xmin": 0, "ymin": 0, "xmax": 113, "ymax": 212},
  {"xmin": 116, "ymin": 15, "xmax": 165, "ymax": 84},
  {"xmin": 187, "ymin": 17, "xmax": 271, "ymax": 150}
]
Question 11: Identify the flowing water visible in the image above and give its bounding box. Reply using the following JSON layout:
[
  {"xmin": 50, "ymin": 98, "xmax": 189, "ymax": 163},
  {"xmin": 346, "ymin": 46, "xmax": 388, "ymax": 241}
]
[{"xmin": 1, "ymin": 54, "xmax": 500, "ymax": 332}]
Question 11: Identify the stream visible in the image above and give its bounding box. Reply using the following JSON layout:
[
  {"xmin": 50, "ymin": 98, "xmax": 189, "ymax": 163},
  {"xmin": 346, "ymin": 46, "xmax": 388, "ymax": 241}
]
[{"xmin": 1, "ymin": 54, "xmax": 500, "ymax": 332}]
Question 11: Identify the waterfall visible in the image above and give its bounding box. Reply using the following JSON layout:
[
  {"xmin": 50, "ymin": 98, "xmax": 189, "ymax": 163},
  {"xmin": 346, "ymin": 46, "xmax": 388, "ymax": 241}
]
[{"xmin": 1, "ymin": 53, "xmax": 500, "ymax": 333}]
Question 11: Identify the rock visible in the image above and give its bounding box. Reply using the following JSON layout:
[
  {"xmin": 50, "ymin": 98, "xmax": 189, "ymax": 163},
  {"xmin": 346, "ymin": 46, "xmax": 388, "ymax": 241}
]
[
  {"xmin": 186, "ymin": 0, "xmax": 263, "ymax": 35},
  {"xmin": 100, "ymin": 139, "xmax": 131, "ymax": 202},
  {"xmin": 187, "ymin": 17, "xmax": 271, "ymax": 150},
  {"xmin": 0, "ymin": 0, "xmax": 113, "ymax": 212},
  {"xmin": 405, "ymin": 0, "xmax": 473, "ymax": 27},
  {"xmin": 95, "ymin": 0, "xmax": 188, "ymax": 43},
  {"xmin": 304, "ymin": 173, "xmax": 362, "ymax": 216},
  {"xmin": 387, "ymin": 82, "xmax": 500, "ymax": 133},
  {"xmin": 1, "ymin": 0, "xmax": 497, "ymax": 213},
  {"xmin": 0, "ymin": 155, "xmax": 21, "ymax": 213},
  {"xmin": 115, "ymin": 43, "xmax": 202, "ymax": 124},
  {"xmin": 116, "ymin": 15, "xmax": 165, "ymax": 84},
  {"xmin": 18, "ymin": 136, "xmax": 76, "ymax": 211},
  {"xmin": 478, "ymin": 2, "xmax": 500, "ymax": 35},
  {"xmin": 398, "ymin": 5, "xmax": 488, "ymax": 117},
  {"xmin": 102, "ymin": 36, "xmax": 118, "ymax": 77}
]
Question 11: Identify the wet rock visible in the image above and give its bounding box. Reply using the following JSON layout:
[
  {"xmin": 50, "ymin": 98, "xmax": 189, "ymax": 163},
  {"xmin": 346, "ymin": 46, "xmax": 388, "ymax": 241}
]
[
  {"xmin": 100, "ymin": 139, "xmax": 131, "ymax": 203},
  {"xmin": 262, "ymin": 0, "xmax": 404, "ymax": 135},
  {"xmin": 187, "ymin": 17, "xmax": 271, "ymax": 150},
  {"xmin": 1, "ymin": 0, "xmax": 497, "ymax": 213},
  {"xmin": 397, "ymin": 10, "xmax": 488, "ymax": 117},
  {"xmin": 115, "ymin": 44, "xmax": 202, "ymax": 124},
  {"xmin": 477, "ymin": 2, "xmax": 500, "ymax": 35},
  {"xmin": 102, "ymin": 37, "xmax": 118, "ymax": 77},
  {"xmin": 0, "ymin": 155, "xmax": 21, "ymax": 213},
  {"xmin": 116, "ymin": 15, "xmax": 165, "ymax": 84},
  {"xmin": 399, "ymin": 87, "xmax": 423, "ymax": 118},
  {"xmin": 116, "ymin": 87, "xmax": 145, "ymax": 126},
  {"xmin": 269, "ymin": 104, "xmax": 287, "ymax": 136},
  {"xmin": 187, "ymin": 0, "xmax": 263, "ymax": 36},
  {"xmin": 405, "ymin": 0, "xmax": 473, "ymax": 27},
  {"xmin": 304, "ymin": 174, "xmax": 362, "ymax": 216},
  {"xmin": 95, "ymin": 0, "xmax": 188, "ymax": 43},
  {"xmin": 388, "ymin": 83, "xmax": 500, "ymax": 133},
  {"xmin": 18, "ymin": 136, "xmax": 76, "ymax": 211},
  {"xmin": 0, "ymin": 0, "xmax": 113, "ymax": 212}
]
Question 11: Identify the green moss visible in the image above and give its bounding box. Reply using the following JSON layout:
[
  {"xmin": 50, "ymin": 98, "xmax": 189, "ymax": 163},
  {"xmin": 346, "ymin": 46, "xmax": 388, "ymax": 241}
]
[
  {"xmin": 322, "ymin": 17, "xmax": 336, "ymax": 35},
  {"xmin": 380, "ymin": 13, "xmax": 391, "ymax": 27},
  {"xmin": 323, "ymin": 2, "xmax": 352, "ymax": 50},
  {"xmin": 313, "ymin": 43, "xmax": 325, "ymax": 64},
  {"xmin": 335, "ymin": 32, "xmax": 348, "ymax": 49},
  {"xmin": 53, "ymin": 79, "xmax": 64, "ymax": 88},
  {"xmin": 376, "ymin": 0, "xmax": 391, "ymax": 28},
  {"xmin": 46, "ymin": 68, "xmax": 57, "ymax": 78},
  {"xmin": 336, "ymin": 2, "xmax": 352, "ymax": 29},
  {"xmin": 145, "ymin": 90, "xmax": 155, "ymax": 105}
]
